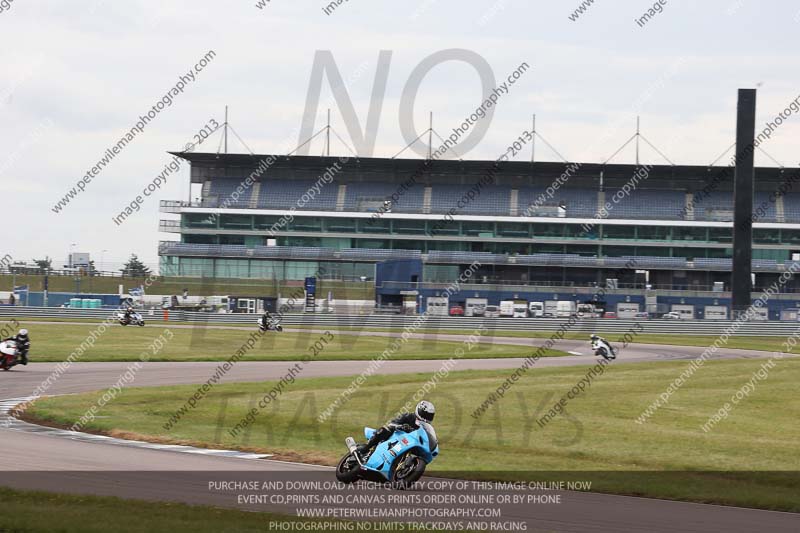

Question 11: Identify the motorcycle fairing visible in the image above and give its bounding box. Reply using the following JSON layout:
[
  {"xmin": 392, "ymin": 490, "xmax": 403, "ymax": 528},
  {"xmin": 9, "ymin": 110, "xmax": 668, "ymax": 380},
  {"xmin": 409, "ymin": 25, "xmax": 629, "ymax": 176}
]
[
  {"xmin": 361, "ymin": 425, "xmax": 437, "ymax": 480},
  {"xmin": 0, "ymin": 340, "xmax": 18, "ymax": 356}
]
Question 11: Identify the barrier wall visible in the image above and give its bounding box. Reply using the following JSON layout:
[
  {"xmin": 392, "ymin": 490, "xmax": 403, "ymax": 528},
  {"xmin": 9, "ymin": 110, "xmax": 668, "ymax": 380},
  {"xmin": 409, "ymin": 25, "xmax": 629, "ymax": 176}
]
[{"xmin": 1, "ymin": 306, "xmax": 799, "ymax": 336}]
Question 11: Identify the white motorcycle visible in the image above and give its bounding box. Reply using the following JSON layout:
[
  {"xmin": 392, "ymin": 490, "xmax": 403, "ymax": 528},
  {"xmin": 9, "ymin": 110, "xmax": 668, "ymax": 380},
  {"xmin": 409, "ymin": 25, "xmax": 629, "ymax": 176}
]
[
  {"xmin": 590, "ymin": 335, "xmax": 616, "ymax": 360},
  {"xmin": 117, "ymin": 311, "xmax": 145, "ymax": 327},
  {"xmin": 258, "ymin": 315, "xmax": 283, "ymax": 332}
]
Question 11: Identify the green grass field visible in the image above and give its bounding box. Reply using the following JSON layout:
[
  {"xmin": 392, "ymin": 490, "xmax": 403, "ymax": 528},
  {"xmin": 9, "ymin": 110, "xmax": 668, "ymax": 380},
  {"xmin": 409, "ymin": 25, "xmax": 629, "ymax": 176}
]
[
  {"xmin": 10, "ymin": 317, "xmax": 800, "ymax": 355},
  {"xmin": 0, "ymin": 487, "xmax": 363, "ymax": 533},
  {"xmin": 27, "ymin": 358, "xmax": 800, "ymax": 510},
  {"xmin": 293, "ymin": 327, "xmax": 800, "ymax": 354},
  {"xmin": 10, "ymin": 323, "xmax": 561, "ymax": 362}
]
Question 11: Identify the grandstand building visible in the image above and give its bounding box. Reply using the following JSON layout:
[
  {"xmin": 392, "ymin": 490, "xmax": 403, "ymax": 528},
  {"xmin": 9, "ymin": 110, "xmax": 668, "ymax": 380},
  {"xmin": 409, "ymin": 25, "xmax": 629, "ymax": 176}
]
[{"xmin": 159, "ymin": 152, "xmax": 800, "ymax": 318}]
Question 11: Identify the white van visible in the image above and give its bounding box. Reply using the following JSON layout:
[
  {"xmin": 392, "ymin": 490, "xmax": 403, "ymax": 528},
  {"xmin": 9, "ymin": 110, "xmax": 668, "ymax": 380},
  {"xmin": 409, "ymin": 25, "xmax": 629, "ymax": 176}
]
[
  {"xmin": 484, "ymin": 305, "xmax": 500, "ymax": 318},
  {"xmin": 499, "ymin": 300, "xmax": 516, "ymax": 317},
  {"xmin": 670, "ymin": 304, "xmax": 695, "ymax": 320},
  {"xmin": 616, "ymin": 302, "xmax": 640, "ymax": 319},
  {"xmin": 426, "ymin": 297, "xmax": 449, "ymax": 316},
  {"xmin": 556, "ymin": 301, "xmax": 576, "ymax": 318},
  {"xmin": 512, "ymin": 302, "xmax": 529, "ymax": 318},
  {"xmin": 704, "ymin": 305, "xmax": 728, "ymax": 320},
  {"xmin": 465, "ymin": 298, "xmax": 488, "ymax": 317}
]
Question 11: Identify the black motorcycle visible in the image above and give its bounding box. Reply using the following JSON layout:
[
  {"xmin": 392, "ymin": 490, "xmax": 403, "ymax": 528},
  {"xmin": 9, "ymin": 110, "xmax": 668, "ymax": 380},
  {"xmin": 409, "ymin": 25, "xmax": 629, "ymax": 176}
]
[{"xmin": 258, "ymin": 316, "xmax": 283, "ymax": 332}]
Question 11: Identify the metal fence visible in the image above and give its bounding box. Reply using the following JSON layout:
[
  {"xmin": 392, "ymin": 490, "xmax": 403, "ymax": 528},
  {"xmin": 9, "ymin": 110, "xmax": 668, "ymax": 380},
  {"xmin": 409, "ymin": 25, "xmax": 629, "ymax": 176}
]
[{"xmin": 2, "ymin": 306, "xmax": 800, "ymax": 337}]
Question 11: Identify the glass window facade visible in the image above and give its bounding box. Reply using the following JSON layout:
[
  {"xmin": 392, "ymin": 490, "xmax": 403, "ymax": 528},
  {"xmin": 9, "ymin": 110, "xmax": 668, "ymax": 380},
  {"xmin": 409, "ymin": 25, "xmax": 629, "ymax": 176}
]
[
  {"xmin": 161, "ymin": 256, "xmax": 376, "ymax": 281},
  {"xmin": 219, "ymin": 214, "xmax": 252, "ymax": 230},
  {"xmin": 215, "ymin": 259, "xmax": 250, "ymax": 278},
  {"xmin": 170, "ymin": 211, "xmax": 799, "ymax": 280},
  {"xmin": 180, "ymin": 258, "xmax": 214, "ymax": 277}
]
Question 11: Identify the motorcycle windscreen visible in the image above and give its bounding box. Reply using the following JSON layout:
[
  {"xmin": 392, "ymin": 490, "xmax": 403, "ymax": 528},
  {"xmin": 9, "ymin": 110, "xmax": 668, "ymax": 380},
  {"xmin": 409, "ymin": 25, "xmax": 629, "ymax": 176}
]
[{"xmin": 419, "ymin": 421, "xmax": 438, "ymax": 452}]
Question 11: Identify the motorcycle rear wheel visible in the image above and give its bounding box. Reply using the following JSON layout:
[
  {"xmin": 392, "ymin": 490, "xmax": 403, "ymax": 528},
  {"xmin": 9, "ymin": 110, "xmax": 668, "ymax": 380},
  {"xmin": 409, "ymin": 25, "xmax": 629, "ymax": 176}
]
[
  {"xmin": 390, "ymin": 452, "xmax": 426, "ymax": 490},
  {"xmin": 335, "ymin": 452, "xmax": 361, "ymax": 484},
  {"xmin": 599, "ymin": 347, "xmax": 616, "ymax": 360}
]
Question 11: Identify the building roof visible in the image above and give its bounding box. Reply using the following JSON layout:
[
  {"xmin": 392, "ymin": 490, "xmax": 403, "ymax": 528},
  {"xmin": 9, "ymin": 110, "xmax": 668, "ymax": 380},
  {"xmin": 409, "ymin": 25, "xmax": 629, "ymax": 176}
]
[{"xmin": 169, "ymin": 152, "xmax": 800, "ymax": 191}]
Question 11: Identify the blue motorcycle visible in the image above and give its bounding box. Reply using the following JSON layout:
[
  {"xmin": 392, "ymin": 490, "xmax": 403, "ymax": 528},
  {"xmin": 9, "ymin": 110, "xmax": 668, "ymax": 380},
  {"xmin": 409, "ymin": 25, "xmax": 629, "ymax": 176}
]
[{"xmin": 336, "ymin": 423, "xmax": 439, "ymax": 489}]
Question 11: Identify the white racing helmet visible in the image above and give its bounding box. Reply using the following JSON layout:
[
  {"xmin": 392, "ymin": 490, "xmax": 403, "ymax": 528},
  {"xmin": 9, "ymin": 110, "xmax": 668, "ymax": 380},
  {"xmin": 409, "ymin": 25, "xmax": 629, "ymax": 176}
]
[{"xmin": 415, "ymin": 400, "xmax": 435, "ymax": 423}]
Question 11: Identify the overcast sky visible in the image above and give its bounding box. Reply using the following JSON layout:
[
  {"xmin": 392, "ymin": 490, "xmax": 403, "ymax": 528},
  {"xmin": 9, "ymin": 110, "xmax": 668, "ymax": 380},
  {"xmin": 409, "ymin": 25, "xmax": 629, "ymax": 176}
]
[{"xmin": 2, "ymin": 0, "xmax": 799, "ymax": 270}]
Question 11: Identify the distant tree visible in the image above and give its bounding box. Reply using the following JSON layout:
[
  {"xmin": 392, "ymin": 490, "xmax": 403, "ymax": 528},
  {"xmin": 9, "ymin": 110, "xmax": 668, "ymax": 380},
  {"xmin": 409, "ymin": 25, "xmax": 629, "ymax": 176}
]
[
  {"xmin": 33, "ymin": 256, "xmax": 52, "ymax": 274},
  {"xmin": 120, "ymin": 254, "xmax": 152, "ymax": 277}
]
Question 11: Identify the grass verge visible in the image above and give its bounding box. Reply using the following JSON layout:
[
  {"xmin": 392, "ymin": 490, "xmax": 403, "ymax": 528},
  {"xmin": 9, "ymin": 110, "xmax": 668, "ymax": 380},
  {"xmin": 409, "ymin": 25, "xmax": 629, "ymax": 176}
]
[
  {"xmin": 0, "ymin": 486, "xmax": 367, "ymax": 533},
  {"xmin": 3, "ymin": 323, "xmax": 561, "ymax": 362},
  {"xmin": 9, "ymin": 317, "xmax": 800, "ymax": 355},
  {"xmin": 290, "ymin": 326, "xmax": 800, "ymax": 353},
  {"xmin": 25, "ymin": 358, "xmax": 800, "ymax": 511}
]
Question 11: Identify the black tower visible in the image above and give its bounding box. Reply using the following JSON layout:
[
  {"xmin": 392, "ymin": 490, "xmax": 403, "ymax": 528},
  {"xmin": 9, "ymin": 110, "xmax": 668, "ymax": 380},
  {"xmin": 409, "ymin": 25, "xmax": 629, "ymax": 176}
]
[{"xmin": 731, "ymin": 88, "xmax": 756, "ymax": 318}]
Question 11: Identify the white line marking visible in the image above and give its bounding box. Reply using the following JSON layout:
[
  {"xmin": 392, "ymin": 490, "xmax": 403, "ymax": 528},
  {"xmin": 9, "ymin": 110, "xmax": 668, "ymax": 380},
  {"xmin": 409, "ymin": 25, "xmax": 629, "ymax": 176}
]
[{"xmin": 0, "ymin": 397, "xmax": 272, "ymax": 461}]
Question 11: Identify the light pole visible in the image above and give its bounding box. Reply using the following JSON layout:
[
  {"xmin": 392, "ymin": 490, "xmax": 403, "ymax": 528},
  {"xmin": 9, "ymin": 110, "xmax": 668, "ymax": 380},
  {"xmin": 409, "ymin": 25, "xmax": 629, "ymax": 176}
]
[
  {"xmin": 360, "ymin": 275, "xmax": 368, "ymax": 309},
  {"xmin": 69, "ymin": 243, "xmax": 77, "ymax": 269},
  {"xmin": 67, "ymin": 243, "xmax": 78, "ymax": 300},
  {"xmin": 101, "ymin": 249, "xmax": 109, "ymax": 275}
]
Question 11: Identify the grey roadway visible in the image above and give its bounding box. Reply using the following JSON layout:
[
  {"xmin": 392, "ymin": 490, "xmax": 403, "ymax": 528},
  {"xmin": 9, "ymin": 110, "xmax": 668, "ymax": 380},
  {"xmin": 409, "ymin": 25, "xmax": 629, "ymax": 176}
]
[{"xmin": 0, "ymin": 337, "xmax": 796, "ymax": 532}]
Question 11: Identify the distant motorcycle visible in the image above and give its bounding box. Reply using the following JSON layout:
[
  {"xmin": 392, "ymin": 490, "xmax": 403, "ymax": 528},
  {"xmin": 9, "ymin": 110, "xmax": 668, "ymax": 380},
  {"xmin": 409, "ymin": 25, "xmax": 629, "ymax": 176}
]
[
  {"xmin": 590, "ymin": 335, "xmax": 616, "ymax": 360},
  {"xmin": 258, "ymin": 316, "xmax": 283, "ymax": 332},
  {"xmin": 0, "ymin": 340, "xmax": 22, "ymax": 371},
  {"xmin": 117, "ymin": 311, "xmax": 145, "ymax": 327},
  {"xmin": 336, "ymin": 423, "xmax": 439, "ymax": 489}
]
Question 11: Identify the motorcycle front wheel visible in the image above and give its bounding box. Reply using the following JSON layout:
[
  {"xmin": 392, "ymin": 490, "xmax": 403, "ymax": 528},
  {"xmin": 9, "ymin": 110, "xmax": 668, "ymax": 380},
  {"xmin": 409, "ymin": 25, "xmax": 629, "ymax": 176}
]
[
  {"xmin": 335, "ymin": 452, "xmax": 361, "ymax": 484},
  {"xmin": 390, "ymin": 452, "xmax": 426, "ymax": 490},
  {"xmin": 139, "ymin": 322, "xmax": 145, "ymax": 327}
]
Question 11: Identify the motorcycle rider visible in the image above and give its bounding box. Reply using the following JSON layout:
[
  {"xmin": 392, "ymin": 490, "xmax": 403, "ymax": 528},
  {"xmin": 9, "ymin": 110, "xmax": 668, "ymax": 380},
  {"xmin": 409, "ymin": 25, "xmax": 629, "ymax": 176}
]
[
  {"xmin": 356, "ymin": 401, "xmax": 435, "ymax": 457},
  {"xmin": 259, "ymin": 309, "xmax": 276, "ymax": 331},
  {"xmin": 122, "ymin": 305, "xmax": 136, "ymax": 324},
  {"xmin": 3, "ymin": 328, "xmax": 30, "ymax": 365},
  {"xmin": 590, "ymin": 334, "xmax": 615, "ymax": 359}
]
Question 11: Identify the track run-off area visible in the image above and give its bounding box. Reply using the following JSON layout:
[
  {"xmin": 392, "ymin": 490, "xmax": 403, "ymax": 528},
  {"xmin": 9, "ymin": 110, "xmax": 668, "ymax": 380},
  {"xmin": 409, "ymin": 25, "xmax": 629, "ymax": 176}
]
[{"xmin": 1, "ymin": 323, "xmax": 798, "ymax": 532}]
